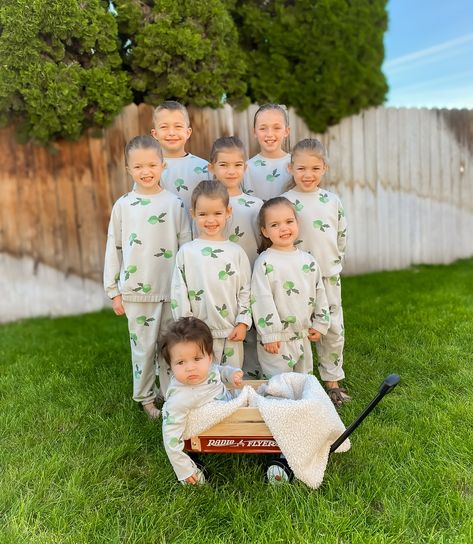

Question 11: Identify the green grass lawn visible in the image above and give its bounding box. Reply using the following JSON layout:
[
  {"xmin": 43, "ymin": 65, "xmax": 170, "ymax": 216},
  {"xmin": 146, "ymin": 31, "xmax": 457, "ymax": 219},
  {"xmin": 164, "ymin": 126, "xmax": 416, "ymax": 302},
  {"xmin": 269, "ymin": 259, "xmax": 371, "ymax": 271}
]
[{"xmin": 1, "ymin": 259, "xmax": 472, "ymax": 544}]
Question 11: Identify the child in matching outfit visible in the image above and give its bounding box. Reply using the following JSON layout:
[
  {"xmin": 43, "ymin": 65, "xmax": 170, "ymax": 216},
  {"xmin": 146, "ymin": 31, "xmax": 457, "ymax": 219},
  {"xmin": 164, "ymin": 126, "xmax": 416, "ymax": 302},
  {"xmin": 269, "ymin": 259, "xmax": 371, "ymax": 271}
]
[
  {"xmin": 208, "ymin": 136, "xmax": 263, "ymax": 267},
  {"xmin": 244, "ymin": 104, "xmax": 292, "ymax": 201},
  {"xmin": 104, "ymin": 136, "xmax": 191, "ymax": 418},
  {"xmin": 282, "ymin": 138, "xmax": 351, "ymax": 406},
  {"xmin": 251, "ymin": 197, "xmax": 330, "ymax": 378},
  {"xmin": 162, "ymin": 317, "xmax": 243, "ymax": 485},
  {"xmin": 208, "ymin": 136, "xmax": 264, "ymax": 377},
  {"xmin": 171, "ymin": 180, "xmax": 252, "ymax": 369},
  {"xmin": 151, "ymin": 100, "xmax": 209, "ymax": 214}
]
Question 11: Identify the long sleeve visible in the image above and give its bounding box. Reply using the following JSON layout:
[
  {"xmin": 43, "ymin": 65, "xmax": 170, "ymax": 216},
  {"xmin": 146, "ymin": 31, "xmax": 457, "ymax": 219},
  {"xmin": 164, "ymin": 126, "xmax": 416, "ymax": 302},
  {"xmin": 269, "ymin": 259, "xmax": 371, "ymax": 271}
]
[
  {"xmin": 310, "ymin": 265, "xmax": 331, "ymax": 334},
  {"xmin": 217, "ymin": 364, "xmax": 240, "ymax": 386},
  {"xmin": 336, "ymin": 198, "xmax": 347, "ymax": 264},
  {"xmin": 235, "ymin": 251, "xmax": 253, "ymax": 328},
  {"xmin": 251, "ymin": 257, "xmax": 284, "ymax": 343},
  {"xmin": 162, "ymin": 402, "xmax": 196, "ymax": 481},
  {"xmin": 226, "ymin": 194, "xmax": 264, "ymax": 267},
  {"xmin": 103, "ymin": 203, "xmax": 122, "ymax": 300},
  {"xmin": 178, "ymin": 203, "xmax": 192, "ymax": 247},
  {"xmin": 104, "ymin": 190, "xmax": 187, "ymax": 302},
  {"xmin": 162, "ymin": 367, "xmax": 232, "ymax": 480},
  {"xmin": 170, "ymin": 251, "xmax": 192, "ymax": 320}
]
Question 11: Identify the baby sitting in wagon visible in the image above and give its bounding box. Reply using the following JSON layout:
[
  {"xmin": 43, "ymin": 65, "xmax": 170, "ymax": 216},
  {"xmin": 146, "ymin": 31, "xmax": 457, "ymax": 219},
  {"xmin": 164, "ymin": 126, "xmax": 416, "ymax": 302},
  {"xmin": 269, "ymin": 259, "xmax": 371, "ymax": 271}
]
[
  {"xmin": 161, "ymin": 317, "xmax": 243, "ymax": 485},
  {"xmin": 161, "ymin": 317, "xmax": 352, "ymax": 488}
]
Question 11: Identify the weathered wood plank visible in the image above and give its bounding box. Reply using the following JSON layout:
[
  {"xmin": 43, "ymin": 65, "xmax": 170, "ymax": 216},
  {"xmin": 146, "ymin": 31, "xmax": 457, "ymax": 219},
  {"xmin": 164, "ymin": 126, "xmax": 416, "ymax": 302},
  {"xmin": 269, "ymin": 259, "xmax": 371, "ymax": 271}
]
[
  {"xmin": 32, "ymin": 145, "xmax": 61, "ymax": 268},
  {"xmin": 15, "ymin": 141, "xmax": 42, "ymax": 260},
  {"xmin": 438, "ymin": 110, "xmax": 453, "ymax": 264},
  {"xmin": 338, "ymin": 115, "xmax": 356, "ymax": 272},
  {"xmin": 104, "ymin": 114, "xmax": 128, "ymax": 203},
  {"xmin": 0, "ymin": 128, "xmax": 20, "ymax": 255},
  {"xmin": 386, "ymin": 108, "xmax": 402, "ymax": 270},
  {"xmin": 351, "ymin": 112, "xmax": 371, "ymax": 272},
  {"xmin": 70, "ymin": 136, "xmax": 103, "ymax": 281},
  {"xmin": 375, "ymin": 107, "xmax": 390, "ymax": 271},
  {"xmin": 138, "ymin": 103, "xmax": 154, "ymax": 136},
  {"xmin": 188, "ymin": 106, "xmax": 214, "ymax": 161}
]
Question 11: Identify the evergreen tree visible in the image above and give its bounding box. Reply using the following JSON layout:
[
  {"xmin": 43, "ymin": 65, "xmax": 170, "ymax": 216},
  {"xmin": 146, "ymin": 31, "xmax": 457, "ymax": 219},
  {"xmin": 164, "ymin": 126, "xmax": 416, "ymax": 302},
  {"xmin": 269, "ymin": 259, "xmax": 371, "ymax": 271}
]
[
  {"xmin": 0, "ymin": 0, "xmax": 131, "ymax": 144},
  {"xmin": 0, "ymin": 0, "xmax": 388, "ymax": 144},
  {"xmin": 230, "ymin": 0, "xmax": 388, "ymax": 132},
  {"xmin": 114, "ymin": 0, "xmax": 248, "ymax": 108}
]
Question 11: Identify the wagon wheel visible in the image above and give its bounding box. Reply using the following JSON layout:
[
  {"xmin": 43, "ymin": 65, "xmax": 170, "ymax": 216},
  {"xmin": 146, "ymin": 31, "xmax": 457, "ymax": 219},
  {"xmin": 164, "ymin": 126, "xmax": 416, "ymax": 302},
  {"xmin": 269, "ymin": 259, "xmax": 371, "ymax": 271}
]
[{"xmin": 265, "ymin": 457, "xmax": 294, "ymax": 484}]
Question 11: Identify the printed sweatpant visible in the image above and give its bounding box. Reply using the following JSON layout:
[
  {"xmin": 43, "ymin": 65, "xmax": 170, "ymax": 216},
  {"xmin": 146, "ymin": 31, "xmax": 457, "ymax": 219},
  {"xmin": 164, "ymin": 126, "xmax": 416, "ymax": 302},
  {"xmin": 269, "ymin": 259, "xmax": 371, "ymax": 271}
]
[
  {"xmin": 212, "ymin": 337, "xmax": 245, "ymax": 369},
  {"xmin": 315, "ymin": 275, "xmax": 345, "ymax": 382},
  {"xmin": 123, "ymin": 300, "xmax": 173, "ymax": 404},
  {"xmin": 256, "ymin": 334, "xmax": 313, "ymax": 379}
]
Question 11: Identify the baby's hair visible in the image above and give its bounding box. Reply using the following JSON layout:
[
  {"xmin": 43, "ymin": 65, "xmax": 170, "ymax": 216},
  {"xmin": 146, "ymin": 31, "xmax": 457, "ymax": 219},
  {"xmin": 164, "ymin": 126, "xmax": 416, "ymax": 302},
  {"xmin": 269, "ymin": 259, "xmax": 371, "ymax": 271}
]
[
  {"xmin": 209, "ymin": 135, "xmax": 246, "ymax": 164},
  {"xmin": 191, "ymin": 179, "xmax": 230, "ymax": 212},
  {"xmin": 124, "ymin": 135, "xmax": 163, "ymax": 166},
  {"xmin": 153, "ymin": 100, "xmax": 190, "ymax": 127},
  {"xmin": 286, "ymin": 138, "xmax": 329, "ymax": 191},
  {"xmin": 257, "ymin": 196, "xmax": 297, "ymax": 254},
  {"xmin": 253, "ymin": 103, "xmax": 289, "ymax": 128},
  {"xmin": 161, "ymin": 317, "xmax": 214, "ymax": 367}
]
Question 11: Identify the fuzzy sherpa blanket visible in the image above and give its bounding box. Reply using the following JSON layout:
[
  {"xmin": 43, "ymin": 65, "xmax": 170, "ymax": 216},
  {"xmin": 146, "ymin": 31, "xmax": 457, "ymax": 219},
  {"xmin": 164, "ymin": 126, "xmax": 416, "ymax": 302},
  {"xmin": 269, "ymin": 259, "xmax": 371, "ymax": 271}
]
[
  {"xmin": 252, "ymin": 373, "xmax": 350, "ymax": 489},
  {"xmin": 183, "ymin": 373, "xmax": 350, "ymax": 489}
]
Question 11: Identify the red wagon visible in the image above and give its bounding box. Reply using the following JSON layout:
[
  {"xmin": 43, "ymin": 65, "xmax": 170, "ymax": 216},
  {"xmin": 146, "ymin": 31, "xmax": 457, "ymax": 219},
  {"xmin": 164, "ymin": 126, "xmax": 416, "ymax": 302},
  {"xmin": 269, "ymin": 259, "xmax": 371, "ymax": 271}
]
[{"xmin": 184, "ymin": 375, "xmax": 400, "ymax": 482}]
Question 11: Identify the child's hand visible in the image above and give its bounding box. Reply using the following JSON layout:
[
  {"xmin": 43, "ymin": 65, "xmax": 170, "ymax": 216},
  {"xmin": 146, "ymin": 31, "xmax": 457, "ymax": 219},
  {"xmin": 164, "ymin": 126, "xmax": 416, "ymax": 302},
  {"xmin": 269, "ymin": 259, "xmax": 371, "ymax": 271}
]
[
  {"xmin": 228, "ymin": 323, "xmax": 248, "ymax": 342},
  {"xmin": 232, "ymin": 370, "xmax": 244, "ymax": 387},
  {"xmin": 112, "ymin": 295, "xmax": 125, "ymax": 316},
  {"xmin": 264, "ymin": 341, "xmax": 280, "ymax": 354},
  {"xmin": 185, "ymin": 473, "xmax": 199, "ymax": 485},
  {"xmin": 308, "ymin": 328, "xmax": 321, "ymax": 342}
]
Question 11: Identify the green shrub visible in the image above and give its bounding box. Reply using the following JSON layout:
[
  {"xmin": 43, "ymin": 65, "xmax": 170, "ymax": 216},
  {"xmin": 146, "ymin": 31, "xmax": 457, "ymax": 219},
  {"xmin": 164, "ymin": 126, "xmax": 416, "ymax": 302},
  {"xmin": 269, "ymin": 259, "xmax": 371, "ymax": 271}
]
[
  {"xmin": 0, "ymin": 0, "xmax": 131, "ymax": 144},
  {"xmin": 230, "ymin": 0, "xmax": 388, "ymax": 132},
  {"xmin": 114, "ymin": 0, "xmax": 248, "ymax": 109},
  {"xmin": 0, "ymin": 0, "xmax": 388, "ymax": 144}
]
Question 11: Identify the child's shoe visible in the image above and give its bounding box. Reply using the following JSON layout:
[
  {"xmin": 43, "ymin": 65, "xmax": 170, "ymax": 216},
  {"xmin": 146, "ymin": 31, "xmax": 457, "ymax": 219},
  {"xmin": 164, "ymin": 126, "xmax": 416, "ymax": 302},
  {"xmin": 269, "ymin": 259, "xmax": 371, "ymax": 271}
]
[
  {"xmin": 142, "ymin": 402, "xmax": 161, "ymax": 420},
  {"xmin": 326, "ymin": 387, "xmax": 352, "ymax": 407}
]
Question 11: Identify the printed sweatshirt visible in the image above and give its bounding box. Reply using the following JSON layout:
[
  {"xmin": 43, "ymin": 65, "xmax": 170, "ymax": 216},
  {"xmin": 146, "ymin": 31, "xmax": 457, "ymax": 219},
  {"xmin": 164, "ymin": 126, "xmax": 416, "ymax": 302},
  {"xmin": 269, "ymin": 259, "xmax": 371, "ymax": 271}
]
[
  {"xmin": 282, "ymin": 188, "xmax": 347, "ymax": 277},
  {"xmin": 160, "ymin": 154, "xmax": 209, "ymax": 212},
  {"xmin": 224, "ymin": 193, "xmax": 264, "ymax": 267},
  {"xmin": 251, "ymin": 248, "xmax": 330, "ymax": 343},
  {"xmin": 244, "ymin": 153, "xmax": 292, "ymax": 201},
  {"xmin": 171, "ymin": 239, "xmax": 252, "ymax": 337},
  {"xmin": 103, "ymin": 190, "xmax": 191, "ymax": 302}
]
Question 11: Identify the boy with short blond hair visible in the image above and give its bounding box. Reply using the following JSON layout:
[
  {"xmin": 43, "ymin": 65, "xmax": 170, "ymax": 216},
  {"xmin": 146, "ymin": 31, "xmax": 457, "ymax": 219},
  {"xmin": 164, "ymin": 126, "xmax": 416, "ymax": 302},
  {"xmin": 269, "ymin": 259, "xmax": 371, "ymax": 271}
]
[{"xmin": 151, "ymin": 100, "xmax": 209, "ymax": 214}]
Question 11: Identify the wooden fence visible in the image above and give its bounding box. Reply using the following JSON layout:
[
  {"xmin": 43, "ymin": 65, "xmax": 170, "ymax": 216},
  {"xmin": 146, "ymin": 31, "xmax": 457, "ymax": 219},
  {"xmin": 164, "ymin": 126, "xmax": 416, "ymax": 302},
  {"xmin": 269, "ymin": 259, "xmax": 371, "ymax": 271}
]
[{"xmin": 1, "ymin": 103, "xmax": 472, "ymax": 288}]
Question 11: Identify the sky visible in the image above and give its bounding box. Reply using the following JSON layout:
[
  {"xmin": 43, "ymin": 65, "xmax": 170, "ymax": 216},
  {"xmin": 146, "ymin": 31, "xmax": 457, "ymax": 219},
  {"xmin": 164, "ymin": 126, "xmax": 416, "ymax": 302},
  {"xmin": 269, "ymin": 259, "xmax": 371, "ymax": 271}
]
[{"xmin": 383, "ymin": 0, "xmax": 473, "ymax": 109}]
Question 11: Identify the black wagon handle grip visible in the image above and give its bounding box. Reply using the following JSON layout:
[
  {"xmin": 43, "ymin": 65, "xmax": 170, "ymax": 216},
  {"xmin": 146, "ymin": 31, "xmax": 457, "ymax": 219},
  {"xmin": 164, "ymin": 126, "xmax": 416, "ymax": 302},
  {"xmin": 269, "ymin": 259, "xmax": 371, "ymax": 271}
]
[
  {"xmin": 329, "ymin": 374, "xmax": 400, "ymax": 454},
  {"xmin": 378, "ymin": 373, "xmax": 401, "ymax": 395}
]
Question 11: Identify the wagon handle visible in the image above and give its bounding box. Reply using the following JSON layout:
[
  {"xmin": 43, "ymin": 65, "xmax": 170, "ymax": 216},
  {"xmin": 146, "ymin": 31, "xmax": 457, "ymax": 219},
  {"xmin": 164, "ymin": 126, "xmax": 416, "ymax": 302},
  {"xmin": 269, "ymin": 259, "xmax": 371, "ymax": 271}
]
[{"xmin": 329, "ymin": 374, "xmax": 400, "ymax": 454}]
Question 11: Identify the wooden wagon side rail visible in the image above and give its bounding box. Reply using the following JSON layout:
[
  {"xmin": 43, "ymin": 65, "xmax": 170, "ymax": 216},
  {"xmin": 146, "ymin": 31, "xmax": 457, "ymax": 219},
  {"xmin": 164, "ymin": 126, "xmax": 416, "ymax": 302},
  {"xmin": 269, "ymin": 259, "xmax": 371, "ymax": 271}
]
[{"xmin": 184, "ymin": 381, "xmax": 281, "ymax": 453}]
